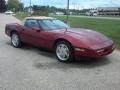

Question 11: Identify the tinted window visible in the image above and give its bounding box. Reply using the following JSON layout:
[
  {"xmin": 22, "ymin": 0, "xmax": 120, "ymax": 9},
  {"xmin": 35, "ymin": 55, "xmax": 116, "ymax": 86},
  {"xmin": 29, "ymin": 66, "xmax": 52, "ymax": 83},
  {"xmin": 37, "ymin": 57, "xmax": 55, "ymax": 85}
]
[{"xmin": 24, "ymin": 20, "xmax": 39, "ymax": 28}]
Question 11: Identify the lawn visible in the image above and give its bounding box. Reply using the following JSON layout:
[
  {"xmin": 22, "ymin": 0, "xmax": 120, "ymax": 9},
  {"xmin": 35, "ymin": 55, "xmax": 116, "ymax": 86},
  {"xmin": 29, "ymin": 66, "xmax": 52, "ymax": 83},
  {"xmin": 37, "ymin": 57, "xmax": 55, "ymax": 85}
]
[
  {"xmin": 15, "ymin": 13, "xmax": 120, "ymax": 48},
  {"xmin": 54, "ymin": 16, "xmax": 120, "ymax": 49}
]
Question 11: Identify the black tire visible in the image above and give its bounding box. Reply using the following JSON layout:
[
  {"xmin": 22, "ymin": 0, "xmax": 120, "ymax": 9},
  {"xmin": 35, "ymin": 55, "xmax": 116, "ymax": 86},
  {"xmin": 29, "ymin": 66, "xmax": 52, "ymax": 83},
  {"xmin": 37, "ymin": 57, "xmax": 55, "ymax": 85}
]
[
  {"xmin": 55, "ymin": 41, "xmax": 74, "ymax": 63},
  {"xmin": 11, "ymin": 32, "xmax": 22, "ymax": 48}
]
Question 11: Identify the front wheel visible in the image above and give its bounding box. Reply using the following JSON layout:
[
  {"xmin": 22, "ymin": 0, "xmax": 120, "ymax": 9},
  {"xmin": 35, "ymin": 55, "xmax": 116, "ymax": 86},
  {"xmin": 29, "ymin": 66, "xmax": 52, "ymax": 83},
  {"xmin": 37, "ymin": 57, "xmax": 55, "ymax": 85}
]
[
  {"xmin": 11, "ymin": 32, "xmax": 22, "ymax": 48},
  {"xmin": 55, "ymin": 41, "xmax": 74, "ymax": 63}
]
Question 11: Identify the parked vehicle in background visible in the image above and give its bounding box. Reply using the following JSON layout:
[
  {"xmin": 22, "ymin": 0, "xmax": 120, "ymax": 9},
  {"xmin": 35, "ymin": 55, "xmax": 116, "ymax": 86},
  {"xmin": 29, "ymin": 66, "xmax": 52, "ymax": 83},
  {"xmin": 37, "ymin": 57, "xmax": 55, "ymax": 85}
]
[
  {"xmin": 86, "ymin": 10, "xmax": 98, "ymax": 16},
  {"xmin": 55, "ymin": 12, "xmax": 64, "ymax": 15},
  {"xmin": 5, "ymin": 16, "xmax": 115, "ymax": 62},
  {"xmin": 4, "ymin": 10, "xmax": 14, "ymax": 15}
]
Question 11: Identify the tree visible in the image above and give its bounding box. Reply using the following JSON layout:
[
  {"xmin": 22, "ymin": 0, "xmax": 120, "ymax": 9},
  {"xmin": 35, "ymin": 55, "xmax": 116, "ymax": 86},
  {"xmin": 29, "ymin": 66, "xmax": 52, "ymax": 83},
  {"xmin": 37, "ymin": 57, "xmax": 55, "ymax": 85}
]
[
  {"xmin": 7, "ymin": 0, "xmax": 20, "ymax": 12},
  {"xmin": 19, "ymin": 3, "xmax": 24, "ymax": 11},
  {"xmin": 0, "ymin": 0, "xmax": 6, "ymax": 12}
]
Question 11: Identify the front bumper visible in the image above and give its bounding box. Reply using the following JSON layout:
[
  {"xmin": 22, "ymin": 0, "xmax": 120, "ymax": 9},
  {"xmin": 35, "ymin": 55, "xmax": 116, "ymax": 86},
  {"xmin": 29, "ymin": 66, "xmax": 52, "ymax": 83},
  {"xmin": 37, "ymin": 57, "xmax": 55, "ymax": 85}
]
[{"xmin": 74, "ymin": 44, "xmax": 115, "ymax": 59}]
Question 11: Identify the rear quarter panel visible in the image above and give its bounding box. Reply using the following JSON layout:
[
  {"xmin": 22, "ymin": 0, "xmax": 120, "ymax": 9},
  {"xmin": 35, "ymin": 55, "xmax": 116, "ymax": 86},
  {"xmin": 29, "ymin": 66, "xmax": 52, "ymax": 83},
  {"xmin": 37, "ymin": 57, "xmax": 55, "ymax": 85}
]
[{"xmin": 5, "ymin": 23, "xmax": 22, "ymax": 36}]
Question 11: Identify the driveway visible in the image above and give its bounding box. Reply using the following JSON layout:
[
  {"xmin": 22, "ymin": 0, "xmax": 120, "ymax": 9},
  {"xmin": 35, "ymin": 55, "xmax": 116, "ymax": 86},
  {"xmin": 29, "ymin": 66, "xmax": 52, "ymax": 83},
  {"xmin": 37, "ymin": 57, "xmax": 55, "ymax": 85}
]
[{"xmin": 0, "ymin": 14, "xmax": 120, "ymax": 90}]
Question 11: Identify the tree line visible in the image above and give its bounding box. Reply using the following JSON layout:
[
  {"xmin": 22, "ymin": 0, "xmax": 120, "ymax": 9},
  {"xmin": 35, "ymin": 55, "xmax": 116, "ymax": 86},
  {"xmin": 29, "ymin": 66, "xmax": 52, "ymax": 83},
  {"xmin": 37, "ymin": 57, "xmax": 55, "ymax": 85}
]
[
  {"xmin": 30, "ymin": 5, "xmax": 90, "ymax": 15},
  {"xmin": 0, "ymin": 0, "xmax": 23, "ymax": 13},
  {"xmin": 0, "ymin": 0, "xmax": 90, "ymax": 15}
]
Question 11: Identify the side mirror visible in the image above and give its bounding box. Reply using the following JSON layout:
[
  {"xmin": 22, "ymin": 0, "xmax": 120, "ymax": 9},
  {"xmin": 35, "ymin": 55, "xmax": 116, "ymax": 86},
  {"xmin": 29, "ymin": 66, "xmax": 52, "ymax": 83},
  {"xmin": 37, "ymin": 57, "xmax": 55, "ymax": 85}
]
[
  {"xmin": 63, "ymin": 21, "xmax": 70, "ymax": 27},
  {"xmin": 32, "ymin": 27, "xmax": 41, "ymax": 32}
]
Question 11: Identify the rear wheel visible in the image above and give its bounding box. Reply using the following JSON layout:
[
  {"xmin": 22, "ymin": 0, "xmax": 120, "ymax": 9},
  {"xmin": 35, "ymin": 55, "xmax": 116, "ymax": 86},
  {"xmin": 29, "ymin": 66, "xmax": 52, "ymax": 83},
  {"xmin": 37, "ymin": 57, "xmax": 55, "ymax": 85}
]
[
  {"xmin": 11, "ymin": 32, "xmax": 22, "ymax": 48},
  {"xmin": 55, "ymin": 41, "xmax": 74, "ymax": 63}
]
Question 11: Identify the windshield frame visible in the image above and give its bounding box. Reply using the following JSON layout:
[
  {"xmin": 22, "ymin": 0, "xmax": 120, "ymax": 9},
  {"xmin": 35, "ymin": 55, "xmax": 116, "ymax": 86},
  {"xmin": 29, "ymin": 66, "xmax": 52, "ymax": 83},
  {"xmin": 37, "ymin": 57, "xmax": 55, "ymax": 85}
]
[{"xmin": 37, "ymin": 19, "xmax": 70, "ymax": 31}]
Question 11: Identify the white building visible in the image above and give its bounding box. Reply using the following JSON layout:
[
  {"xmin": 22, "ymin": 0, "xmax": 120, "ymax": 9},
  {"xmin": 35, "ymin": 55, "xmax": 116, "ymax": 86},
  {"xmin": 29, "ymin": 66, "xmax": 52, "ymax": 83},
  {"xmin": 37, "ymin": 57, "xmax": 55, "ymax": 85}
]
[{"xmin": 97, "ymin": 7, "xmax": 120, "ymax": 15}]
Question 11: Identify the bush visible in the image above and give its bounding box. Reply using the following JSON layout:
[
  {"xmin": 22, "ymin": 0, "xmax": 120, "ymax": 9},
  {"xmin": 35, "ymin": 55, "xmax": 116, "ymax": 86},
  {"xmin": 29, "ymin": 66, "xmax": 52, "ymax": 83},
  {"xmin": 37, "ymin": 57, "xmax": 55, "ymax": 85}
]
[
  {"xmin": 15, "ymin": 12, "xmax": 31, "ymax": 20},
  {"xmin": 32, "ymin": 11, "xmax": 49, "ymax": 16}
]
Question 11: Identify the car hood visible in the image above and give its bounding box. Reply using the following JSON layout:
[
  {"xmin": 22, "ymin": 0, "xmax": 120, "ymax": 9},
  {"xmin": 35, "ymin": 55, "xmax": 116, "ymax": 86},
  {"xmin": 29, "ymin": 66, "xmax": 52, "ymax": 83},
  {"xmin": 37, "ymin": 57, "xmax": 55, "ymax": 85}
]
[{"xmin": 65, "ymin": 28, "xmax": 113, "ymax": 49}]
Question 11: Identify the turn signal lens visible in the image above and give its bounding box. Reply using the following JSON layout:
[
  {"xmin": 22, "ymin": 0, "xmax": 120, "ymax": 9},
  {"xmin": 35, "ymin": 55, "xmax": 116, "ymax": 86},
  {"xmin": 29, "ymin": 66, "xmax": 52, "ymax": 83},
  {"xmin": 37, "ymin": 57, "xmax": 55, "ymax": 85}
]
[{"xmin": 75, "ymin": 48, "xmax": 85, "ymax": 52}]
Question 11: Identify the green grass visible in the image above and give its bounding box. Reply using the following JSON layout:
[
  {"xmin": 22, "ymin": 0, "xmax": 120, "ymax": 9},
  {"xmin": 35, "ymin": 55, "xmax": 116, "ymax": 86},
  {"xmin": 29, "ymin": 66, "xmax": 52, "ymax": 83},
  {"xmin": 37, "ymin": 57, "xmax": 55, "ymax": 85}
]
[
  {"xmin": 15, "ymin": 13, "xmax": 120, "ymax": 48},
  {"xmin": 54, "ymin": 16, "xmax": 120, "ymax": 49}
]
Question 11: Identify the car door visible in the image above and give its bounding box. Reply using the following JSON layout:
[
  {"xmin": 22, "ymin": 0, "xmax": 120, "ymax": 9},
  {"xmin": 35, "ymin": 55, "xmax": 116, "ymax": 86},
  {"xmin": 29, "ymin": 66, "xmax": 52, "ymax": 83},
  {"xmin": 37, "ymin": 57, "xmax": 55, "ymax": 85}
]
[
  {"xmin": 20, "ymin": 19, "xmax": 44, "ymax": 47},
  {"xmin": 34, "ymin": 29, "xmax": 55, "ymax": 50},
  {"xmin": 36, "ymin": 20, "xmax": 59, "ymax": 50}
]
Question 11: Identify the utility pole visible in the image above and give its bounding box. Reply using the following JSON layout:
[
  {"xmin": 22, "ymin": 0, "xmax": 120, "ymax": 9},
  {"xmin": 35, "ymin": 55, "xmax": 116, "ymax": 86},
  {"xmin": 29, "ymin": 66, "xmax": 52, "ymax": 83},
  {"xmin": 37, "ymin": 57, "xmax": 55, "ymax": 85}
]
[
  {"xmin": 119, "ymin": 8, "xmax": 120, "ymax": 16},
  {"xmin": 19, "ymin": 0, "xmax": 22, "ymax": 11},
  {"xmin": 30, "ymin": 0, "xmax": 32, "ymax": 15},
  {"xmin": 19, "ymin": 0, "xmax": 22, "ymax": 17},
  {"xmin": 66, "ymin": 0, "xmax": 70, "ymax": 24}
]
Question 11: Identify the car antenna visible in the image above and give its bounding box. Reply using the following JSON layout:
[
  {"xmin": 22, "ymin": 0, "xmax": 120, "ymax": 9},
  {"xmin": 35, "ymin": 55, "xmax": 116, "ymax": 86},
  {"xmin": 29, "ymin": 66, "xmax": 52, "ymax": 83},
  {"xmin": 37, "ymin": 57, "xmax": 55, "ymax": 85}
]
[{"xmin": 66, "ymin": 28, "xmax": 68, "ymax": 31}]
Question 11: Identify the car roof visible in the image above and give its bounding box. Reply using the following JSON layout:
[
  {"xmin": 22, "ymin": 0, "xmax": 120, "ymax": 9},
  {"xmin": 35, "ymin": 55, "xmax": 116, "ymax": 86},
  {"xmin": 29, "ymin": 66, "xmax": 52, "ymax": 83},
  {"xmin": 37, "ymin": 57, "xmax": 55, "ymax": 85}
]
[{"xmin": 25, "ymin": 16, "xmax": 56, "ymax": 20}]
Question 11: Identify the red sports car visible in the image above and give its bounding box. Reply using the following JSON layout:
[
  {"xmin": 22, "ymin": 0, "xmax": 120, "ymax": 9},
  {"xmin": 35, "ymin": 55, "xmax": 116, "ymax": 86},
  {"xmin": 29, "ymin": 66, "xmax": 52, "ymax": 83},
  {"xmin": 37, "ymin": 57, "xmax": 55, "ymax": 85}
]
[{"xmin": 5, "ymin": 16, "xmax": 115, "ymax": 62}]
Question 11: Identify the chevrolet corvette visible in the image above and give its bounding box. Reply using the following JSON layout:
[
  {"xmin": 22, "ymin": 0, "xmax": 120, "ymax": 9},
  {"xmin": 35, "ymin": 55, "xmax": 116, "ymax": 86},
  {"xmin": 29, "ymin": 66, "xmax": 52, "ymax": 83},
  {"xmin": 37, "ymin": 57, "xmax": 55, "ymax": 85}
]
[{"xmin": 5, "ymin": 16, "xmax": 115, "ymax": 62}]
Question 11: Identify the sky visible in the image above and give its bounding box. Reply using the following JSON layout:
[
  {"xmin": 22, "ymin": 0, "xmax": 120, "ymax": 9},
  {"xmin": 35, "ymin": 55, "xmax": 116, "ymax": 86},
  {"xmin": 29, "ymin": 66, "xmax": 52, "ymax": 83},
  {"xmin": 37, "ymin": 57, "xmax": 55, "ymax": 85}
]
[{"xmin": 8, "ymin": 0, "xmax": 120, "ymax": 9}]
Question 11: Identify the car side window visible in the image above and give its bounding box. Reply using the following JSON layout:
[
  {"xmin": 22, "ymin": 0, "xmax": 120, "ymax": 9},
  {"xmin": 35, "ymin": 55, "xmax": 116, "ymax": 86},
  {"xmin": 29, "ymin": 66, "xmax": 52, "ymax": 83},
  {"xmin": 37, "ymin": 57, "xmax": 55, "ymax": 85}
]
[{"xmin": 24, "ymin": 19, "xmax": 39, "ymax": 28}]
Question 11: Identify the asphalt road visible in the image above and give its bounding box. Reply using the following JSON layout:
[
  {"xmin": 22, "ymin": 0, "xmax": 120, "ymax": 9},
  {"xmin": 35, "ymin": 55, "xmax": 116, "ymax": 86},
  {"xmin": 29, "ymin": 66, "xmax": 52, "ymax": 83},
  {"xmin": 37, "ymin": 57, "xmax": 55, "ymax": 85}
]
[{"xmin": 0, "ymin": 14, "xmax": 120, "ymax": 90}]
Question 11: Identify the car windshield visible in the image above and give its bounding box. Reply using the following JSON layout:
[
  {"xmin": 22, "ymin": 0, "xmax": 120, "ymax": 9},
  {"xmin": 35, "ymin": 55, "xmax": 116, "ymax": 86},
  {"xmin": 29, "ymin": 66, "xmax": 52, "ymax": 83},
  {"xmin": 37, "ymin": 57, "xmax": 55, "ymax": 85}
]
[{"xmin": 38, "ymin": 19, "xmax": 70, "ymax": 30}]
